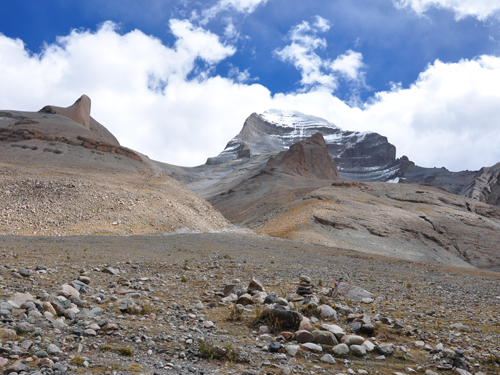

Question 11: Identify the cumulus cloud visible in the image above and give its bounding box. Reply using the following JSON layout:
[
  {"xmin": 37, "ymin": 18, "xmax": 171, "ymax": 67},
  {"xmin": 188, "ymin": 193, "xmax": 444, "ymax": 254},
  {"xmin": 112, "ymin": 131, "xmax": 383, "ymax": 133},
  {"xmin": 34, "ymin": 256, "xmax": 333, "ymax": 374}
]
[
  {"xmin": 393, "ymin": 0, "xmax": 500, "ymax": 20},
  {"xmin": 1, "ymin": 22, "xmax": 500, "ymax": 171},
  {"xmin": 274, "ymin": 16, "xmax": 366, "ymax": 92}
]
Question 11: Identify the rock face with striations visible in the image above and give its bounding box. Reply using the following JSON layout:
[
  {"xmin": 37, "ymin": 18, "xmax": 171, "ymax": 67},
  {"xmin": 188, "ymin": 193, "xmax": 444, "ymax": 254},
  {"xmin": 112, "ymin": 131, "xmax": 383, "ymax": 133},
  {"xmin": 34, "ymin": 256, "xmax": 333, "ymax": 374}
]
[{"xmin": 460, "ymin": 162, "xmax": 500, "ymax": 206}]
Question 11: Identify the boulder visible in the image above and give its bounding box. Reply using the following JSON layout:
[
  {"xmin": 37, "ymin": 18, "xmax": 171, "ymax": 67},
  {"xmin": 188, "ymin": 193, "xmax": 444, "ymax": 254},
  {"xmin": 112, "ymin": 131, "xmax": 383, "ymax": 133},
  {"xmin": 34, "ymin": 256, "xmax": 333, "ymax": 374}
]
[{"xmin": 312, "ymin": 330, "xmax": 338, "ymax": 346}]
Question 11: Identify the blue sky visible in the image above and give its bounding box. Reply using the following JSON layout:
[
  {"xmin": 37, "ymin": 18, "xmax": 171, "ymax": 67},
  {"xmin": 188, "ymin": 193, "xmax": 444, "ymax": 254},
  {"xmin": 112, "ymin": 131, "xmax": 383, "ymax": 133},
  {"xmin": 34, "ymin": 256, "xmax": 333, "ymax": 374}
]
[{"xmin": 1, "ymin": 0, "xmax": 500, "ymax": 170}]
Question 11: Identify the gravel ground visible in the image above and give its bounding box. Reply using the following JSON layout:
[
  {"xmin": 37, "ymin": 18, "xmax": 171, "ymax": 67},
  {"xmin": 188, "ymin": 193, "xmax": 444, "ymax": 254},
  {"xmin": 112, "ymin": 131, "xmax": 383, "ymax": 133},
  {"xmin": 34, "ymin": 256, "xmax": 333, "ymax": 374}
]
[{"xmin": 0, "ymin": 232, "xmax": 499, "ymax": 375}]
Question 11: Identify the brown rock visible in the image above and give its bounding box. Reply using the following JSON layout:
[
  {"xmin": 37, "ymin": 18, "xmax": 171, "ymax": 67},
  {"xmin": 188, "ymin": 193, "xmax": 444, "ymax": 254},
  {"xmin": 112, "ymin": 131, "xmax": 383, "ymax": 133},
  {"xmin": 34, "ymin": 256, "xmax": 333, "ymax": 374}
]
[
  {"xmin": 294, "ymin": 330, "xmax": 315, "ymax": 343},
  {"xmin": 264, "ymin": 133, "xmax": 339, "ymax": 180},
  {"xmin": 247, "ymin": 277, "xmax": 265, "ymax": 293},
  {"xmin": 0, "ymin": 328, "xmax": 17, "ymax": 339}
]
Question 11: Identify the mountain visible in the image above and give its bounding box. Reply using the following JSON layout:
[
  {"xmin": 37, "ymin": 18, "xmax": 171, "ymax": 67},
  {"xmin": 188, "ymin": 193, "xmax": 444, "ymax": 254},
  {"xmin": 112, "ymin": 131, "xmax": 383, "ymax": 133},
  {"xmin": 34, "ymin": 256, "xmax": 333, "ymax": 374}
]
[
  {"xmin": 0, "ymin": 96, "xmax": 229, "ymax": 235},
  {"xmin": 163, "ymin": 109, "xmax": 496, "ymax": 203},
  {"xmin": 204, "ymin": 133, "xmax": 500, "ymax": 272}
]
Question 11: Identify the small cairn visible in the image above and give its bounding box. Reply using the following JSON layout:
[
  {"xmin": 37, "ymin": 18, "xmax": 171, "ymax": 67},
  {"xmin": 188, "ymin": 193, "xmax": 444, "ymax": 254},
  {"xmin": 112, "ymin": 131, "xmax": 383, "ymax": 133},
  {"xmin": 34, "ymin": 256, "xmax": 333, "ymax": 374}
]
[{"xmin": 296, "ymin": 274, "xmax": 313, "ymax": 296}]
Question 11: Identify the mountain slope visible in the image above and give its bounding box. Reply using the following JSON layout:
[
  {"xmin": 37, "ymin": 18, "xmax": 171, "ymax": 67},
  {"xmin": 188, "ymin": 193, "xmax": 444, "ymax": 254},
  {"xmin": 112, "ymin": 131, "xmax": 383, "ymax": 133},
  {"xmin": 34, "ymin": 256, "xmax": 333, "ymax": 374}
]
[
  {"xmin": 205, "ymin": 135, "xmax": 500, "ymax": 271},
  {"xmin": 0, "ymin": 96, "xmax": 229, "ymax": 235}
]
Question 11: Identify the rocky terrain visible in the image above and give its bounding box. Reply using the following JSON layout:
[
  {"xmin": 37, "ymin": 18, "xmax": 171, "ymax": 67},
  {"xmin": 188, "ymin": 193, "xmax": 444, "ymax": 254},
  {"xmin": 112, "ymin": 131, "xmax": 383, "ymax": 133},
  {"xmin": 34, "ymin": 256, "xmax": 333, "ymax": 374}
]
[
  {"xmin": 0, "ymin": 234, "xmax": 499, "ymax": 375},
  {"xmin": 0, "ymin": 96, "xmax": 229, "ymax": 235}
]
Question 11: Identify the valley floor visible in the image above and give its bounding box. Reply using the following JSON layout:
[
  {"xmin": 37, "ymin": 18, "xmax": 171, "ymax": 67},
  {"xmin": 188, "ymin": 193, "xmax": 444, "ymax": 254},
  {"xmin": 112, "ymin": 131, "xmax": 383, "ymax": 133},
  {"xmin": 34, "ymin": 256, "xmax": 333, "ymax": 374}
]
[{"xmin": 0, "ymin": 233, "xmax": 499, "ymax": 375}]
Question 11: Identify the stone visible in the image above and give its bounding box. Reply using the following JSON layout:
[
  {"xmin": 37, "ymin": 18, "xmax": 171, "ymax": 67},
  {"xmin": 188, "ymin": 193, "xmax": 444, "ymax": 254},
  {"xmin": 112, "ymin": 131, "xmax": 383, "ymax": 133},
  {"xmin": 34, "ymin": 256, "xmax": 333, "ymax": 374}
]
[
  {"xmin": 88, "ymin": 306, "xmax": 104, "ymax": 318},
  {"xmin": 53, "ymin": 318, "xmax": 66, "ymax": 330},
  {"xmin": 377, "ymin": 343, "xmax": 395, "ymax": 356},
  {"xmin": 341, "ymin": 335, "xmax": 365, "ymax": 346},
  {"xmin": 361, "ymin": 298, "xmax": 374, "ymax": 303},
  {"xmin": 277, "ymin": 297, "xmax": 288, "ymax": 306},
  {"xmin": 9, "ymin": 292, "xmax": 34, "ymax": 307},
  {"xmin": 333, "ymin": 343, "xmax": 350, "ymax": 355},
  {"xmin": 70, "ymin": 280, "xmax": 93, "ymax": 294},
  {"xmin": 19, "ymin": 268, "xmax": 32, "ymax": 277},
  {"xmin": 320, "ymin": 323, "xmax": 346, "ymax": 339},
  {"xmin": 361, "ymin": 323, "xmax": 375, "ymax": 335},
  {"xmin": 455, "ymin": 369, "xmax": 472, "ymax": 375},
  {"xmin": 312, "ymin": 330, "xmax": 338, "ymax": 346},
  {"xmin": 41, "ymin": 301, "xmax": 57, "ymax": 315},
  {"xmin": 0, "ymin": 328, "xmax": 17, "ymax": 339},
  {"xmin": 37, "ymin": 357, "xmax": 54, "ymax": 367},
  {"xmin": 78, "ymin": 276, "xmax": 90, "ymax": 285},
  {"xmin": 36, "ymin": 265, "xmax": 47, "ymax": 271},
  {"xmin": 269, "ymin": 342, "xmax": 282, "ymax": 353},
  {"xmin": 35, "ymin": 350, "xmax": 48, "ymax": 358},
  {"xmin": 317, "ymin": 305, "xmax": 337, "ymax": 319},
  {"xmin": 350, "ymin": 345, "xmax": 367, "ymax": 356},
  {"xmin": 16, "ymin": 322, "xmax": 35, "ymax": 333},
  {"xmin": 301, "ymin": 342, "xmax": 322, "ymax": 351},
  {"xmin": 236, "ymin": 293, "xmax": 253, "ymax": 305},
  {"xmin": 320, "ymin": 354, "xmax": 336, "ymax": 364},
  {"xmin": 259, "ymin": 334, "xmax": 274, "ymax": 343},
  {"xmin": 259, "ymin": 325, "xmax": 271, "ymax": 333},
  {"xmin": 336, "ymin": 283, "xmax": 373, "ymax": 301},
  {"xmin": 285, "ymin": 345, "xmax": 300, "ymax": 356},
  {"xmin": 102, "ymin": 267, "xmax": 119, "ymax": 275},
  {"xmin": 59, "ymin": 284, "xmax": 80, "ymax": 298},
  {"xmin": 281, "ymin": 331, "xmax": 293, "ymax": 340},
  {"xmin": 247, "ymin": 277, "xmax": 265, "ymax": 293},
  {"xmin": 299, "ymin": 316, "xmax": 313, "ymax": 331},
  {"xmin": 84, "ymin": 328, "xmax": 97, "ymax": 336},
  {"xmin": 262, "ymin": 309, "xmax": 301, "ymax": 330},
  {"xmin": 295, "ymin": 330, "xmax": 315, "ymax": 343},
  {"xmin": 47, "ymin": 344, "xmax": 61, "ymax": 355},
  {"xmin": 20, "ymin": 301, "xmax": 35, "ymax": 310},
  {"xmin": 0, "ymin": 357, "xmax": 8, "ymax": 367},
  {"xmin": 264, "ymin": 294, "xmax": 277, "ymax": 304},
  {"xmin": 5, "ymin": 360, "xmax": 30, "ymax": 374},
  {"xmin": 450, "ymin": 323, "xmax": 471, "ymax": 332},
  {"xmin": 69, "ymin": 294, "xmax": 85, "ymax": 307},
  {"xmin": 362, "ymin": 340, "xmax": 375, "ymax": 352},
  {"xmin": 299, "ymin": 275, "xmax": 312, "ymax": 283}
]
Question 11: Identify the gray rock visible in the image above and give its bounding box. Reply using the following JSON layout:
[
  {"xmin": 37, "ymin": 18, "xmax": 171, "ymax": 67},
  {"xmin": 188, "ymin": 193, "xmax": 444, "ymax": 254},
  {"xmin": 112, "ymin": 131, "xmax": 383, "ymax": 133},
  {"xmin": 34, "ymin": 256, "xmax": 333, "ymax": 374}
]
[
  {"xmin": 341, "ymin": 334, "xmax": 365, "ymax": 346},
  {"xmin": 333, "ymin": 343, "xmax": 350, "ymax": 355},
  {"xmin": 36, "ymin": 265, "xmax": 47, "ymax": 271},
  {"xmin": 285, "ymin": 345, "xmax": 300, "ymax": 356},
  {"xmin": 317, "ymin": 305, "xmax": 337, "ymax": 319},
  {"xmin": 377, "ymin": 343, "xmax": 395, "ymax": 356},
  {"xmin": 16, "ymin": 322, "xmax": 35, "ymax": 333},
  {"xmin": 69, "ymin": 294, "xmax": 85, "ymax": 307},
  {"xmin": 301, "ymin": 342, "xmax": 322, "ymax": 351},
  {"xmin": 361, "ymin": 323, "xmax": 375, "ymax": 335},
  {"xmin": 320, "ymin": 354, "xmax": 336, "ymax": 364},
  {"xmin": 18, "ymin": 268, "xmax": 32, "ymax": 277},
  {"xmin": 35, "ymin": 350, "xmax": 48, "ymax": 358},
  {"xmin": 269, "ymin": 342, "xmax": 282, "ymax": 353},
  {"xmin": 88, "ymin": 307, "xmax": 105, "ymax": 318},
  {"xmin": 47, "ymin": 344, "xmax": 61, "ymax": 355},
  {"xmin": 350, "ymin": 344, "xmax": 367, "ymax": 356},
  {"xmin": 312, "ymin": 330, "xmax": 338, "ymax": 346}
]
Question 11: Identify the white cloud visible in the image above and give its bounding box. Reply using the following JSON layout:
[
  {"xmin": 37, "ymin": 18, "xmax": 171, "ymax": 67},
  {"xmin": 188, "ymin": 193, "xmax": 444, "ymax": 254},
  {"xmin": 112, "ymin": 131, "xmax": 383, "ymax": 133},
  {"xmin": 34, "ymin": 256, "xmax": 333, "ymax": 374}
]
[
  {"xmin": 331, "ymin": 50, "xmax": 365, "ymax": 81},
  {"xmin": 1, "ymin": 23, "xmax": 500, "ymax": 172},
  {"xmin": 393, "ymin": 0, "xmax": 500, "ymax": 20},
  {"xmin": 274, "ymin": 17, "xmax": 366, "ymax": 92},
  {"xmin": 201, "ymin": 0, "xmax": 268, "ymax": 24}
]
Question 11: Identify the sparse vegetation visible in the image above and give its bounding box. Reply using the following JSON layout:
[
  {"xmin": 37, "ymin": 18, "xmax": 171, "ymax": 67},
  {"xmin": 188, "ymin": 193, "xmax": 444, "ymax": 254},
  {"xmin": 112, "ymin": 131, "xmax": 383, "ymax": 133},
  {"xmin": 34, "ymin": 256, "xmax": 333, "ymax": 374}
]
[{"xmin": 117, "ymin": 347, "xmax": 134, "ymax": 356}]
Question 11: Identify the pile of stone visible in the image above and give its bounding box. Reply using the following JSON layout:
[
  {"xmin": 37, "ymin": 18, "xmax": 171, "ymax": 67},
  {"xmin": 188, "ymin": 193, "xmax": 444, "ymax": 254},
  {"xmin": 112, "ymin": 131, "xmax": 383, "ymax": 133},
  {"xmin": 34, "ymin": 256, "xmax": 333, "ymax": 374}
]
[{"xmin": 296, "ymin": 275, "xmax": 313, "ymax": 296}]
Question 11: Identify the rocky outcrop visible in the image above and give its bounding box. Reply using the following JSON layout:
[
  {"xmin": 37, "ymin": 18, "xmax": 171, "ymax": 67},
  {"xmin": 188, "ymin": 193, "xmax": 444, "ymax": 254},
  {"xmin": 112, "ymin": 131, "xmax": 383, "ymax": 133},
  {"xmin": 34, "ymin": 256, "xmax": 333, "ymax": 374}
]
[
  {"xmin": 40, "ymin": 95, "xmax": 91, "ymax": 129},
  {"xmin": 460, "ymin": 162, "xmax": 500, "ymax": 206},
  {"xmin": 39, "ymin": 95, "xmax": 119, "ymax": 146},
  {"xmin": 264, "ymin": 133, "xmax": 339, "ymax": 180}
]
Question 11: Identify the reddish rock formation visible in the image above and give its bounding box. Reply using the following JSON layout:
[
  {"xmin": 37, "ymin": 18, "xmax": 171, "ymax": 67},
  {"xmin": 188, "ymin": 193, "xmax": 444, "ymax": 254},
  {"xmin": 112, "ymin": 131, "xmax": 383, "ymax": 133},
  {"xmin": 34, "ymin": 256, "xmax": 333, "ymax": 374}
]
[{"xmin": 265, "ymin": 132, "xmax": 339, "ymax": 180}]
